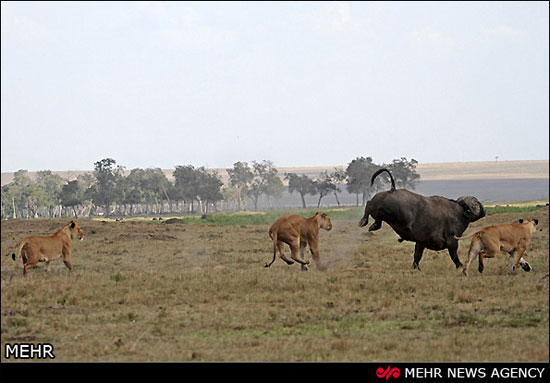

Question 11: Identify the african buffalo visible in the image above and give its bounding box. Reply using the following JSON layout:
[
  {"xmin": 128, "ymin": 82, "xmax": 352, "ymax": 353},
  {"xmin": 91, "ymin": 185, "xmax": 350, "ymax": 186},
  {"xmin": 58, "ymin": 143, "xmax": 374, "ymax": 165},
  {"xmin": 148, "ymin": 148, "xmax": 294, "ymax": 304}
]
[{"xmin": 358, "ymin": 169, "xmax": 486, "ymax": 270}]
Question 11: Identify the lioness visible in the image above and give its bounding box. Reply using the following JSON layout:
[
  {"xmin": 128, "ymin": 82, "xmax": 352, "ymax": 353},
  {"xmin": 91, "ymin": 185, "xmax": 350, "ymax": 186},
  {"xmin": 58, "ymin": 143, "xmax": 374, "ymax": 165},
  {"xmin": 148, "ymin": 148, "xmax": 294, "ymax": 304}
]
[
  {"xmin": 265, "ymin": 212, "xmax": 332, "ymax": 271},
  {"xmin": 12, "ymin": 220, "xmax": 84, "ymax": 276},
  {"xmin": 456, "ymin": 218, "xmax": 538, "ymax": 276}
]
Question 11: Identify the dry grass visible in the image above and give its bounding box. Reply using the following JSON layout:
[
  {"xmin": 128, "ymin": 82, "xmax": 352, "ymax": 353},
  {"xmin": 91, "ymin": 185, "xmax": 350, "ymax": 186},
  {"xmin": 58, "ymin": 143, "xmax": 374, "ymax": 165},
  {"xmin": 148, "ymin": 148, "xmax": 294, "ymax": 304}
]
[{"xmin": 1, "ymin": 207, "xmax": 548, "ymax": 362}]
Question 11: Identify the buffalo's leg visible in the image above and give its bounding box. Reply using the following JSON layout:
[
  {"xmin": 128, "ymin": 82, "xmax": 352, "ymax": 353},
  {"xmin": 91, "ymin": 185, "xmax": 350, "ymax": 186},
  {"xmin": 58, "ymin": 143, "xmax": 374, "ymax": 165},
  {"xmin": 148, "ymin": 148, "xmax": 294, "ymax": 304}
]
[
  {"xmin": 412, "ymin": 243, "xmax": 425, "ymax": 270},
  {"xmin": 368, "ymin": 220, "xmax": 382, "ymax": 231},
  {"xmin": 447, "ymin": 242, "xmax": 463, "ymax": 269}
]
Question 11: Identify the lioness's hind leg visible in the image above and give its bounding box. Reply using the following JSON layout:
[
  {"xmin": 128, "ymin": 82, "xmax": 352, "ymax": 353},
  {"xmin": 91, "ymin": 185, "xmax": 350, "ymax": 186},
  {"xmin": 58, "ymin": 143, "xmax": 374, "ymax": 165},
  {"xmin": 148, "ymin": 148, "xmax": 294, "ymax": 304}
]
[
  {"xmin": 290, "ymin": 240, "xmax": 309, "ymax": 266},
  {"xmin": 299, "ymin": 240, "xmax": 307, "ymax": 261},
  {"xmin": 278, "ymin": 242, "xmax": 294, "ymax": 265},
  {"xmin": 463, "ymin": 238, "xmax": 481, "ymax": 276}
]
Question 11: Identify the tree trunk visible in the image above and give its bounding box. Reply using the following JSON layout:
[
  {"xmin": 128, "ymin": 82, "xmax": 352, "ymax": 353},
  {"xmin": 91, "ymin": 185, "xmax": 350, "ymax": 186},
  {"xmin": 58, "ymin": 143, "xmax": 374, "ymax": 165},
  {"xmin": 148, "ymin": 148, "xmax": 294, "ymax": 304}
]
[{"xmin": 300, "ymin": 193, "xmax": 307, "ymax": 209}]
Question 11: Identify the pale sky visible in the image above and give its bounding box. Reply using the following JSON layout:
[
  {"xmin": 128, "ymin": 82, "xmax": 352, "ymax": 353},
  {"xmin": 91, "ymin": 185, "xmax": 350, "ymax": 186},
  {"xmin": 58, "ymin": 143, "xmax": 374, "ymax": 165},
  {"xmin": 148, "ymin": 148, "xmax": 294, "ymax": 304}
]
[{"xmin": 1, "ymin": 1, "xmax": 549, "ymax": 172}]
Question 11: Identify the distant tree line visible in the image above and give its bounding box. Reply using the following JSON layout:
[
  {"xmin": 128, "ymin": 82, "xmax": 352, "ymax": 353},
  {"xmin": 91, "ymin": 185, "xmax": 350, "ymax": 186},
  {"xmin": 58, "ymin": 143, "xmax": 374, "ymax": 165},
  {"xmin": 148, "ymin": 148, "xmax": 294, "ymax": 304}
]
[{"xmin": 1, "ymin": 157, "xmax": 419, "ymax": 219}]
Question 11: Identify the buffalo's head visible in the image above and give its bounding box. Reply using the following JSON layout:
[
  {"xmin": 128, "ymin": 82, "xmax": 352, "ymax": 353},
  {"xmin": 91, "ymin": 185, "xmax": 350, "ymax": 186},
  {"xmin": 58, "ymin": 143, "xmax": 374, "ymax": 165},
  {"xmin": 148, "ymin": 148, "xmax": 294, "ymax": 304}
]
[{"xmin": 456, "ymin": 196, "xmax": 485, "ymax": 222}]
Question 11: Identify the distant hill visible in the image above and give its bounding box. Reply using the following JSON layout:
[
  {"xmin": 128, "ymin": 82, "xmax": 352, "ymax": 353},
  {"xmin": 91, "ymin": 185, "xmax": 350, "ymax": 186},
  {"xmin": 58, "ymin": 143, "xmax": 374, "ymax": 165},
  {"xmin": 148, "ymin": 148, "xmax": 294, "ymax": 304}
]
[{"xmin": 2, "ymin": 160, "xmax": 548, "ymax": 186}]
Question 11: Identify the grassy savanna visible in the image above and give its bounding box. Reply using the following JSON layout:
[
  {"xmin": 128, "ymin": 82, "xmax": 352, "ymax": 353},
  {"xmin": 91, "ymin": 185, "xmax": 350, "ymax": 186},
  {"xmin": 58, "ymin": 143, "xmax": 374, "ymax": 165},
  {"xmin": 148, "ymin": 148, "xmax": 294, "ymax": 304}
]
[{"xmin": 1, "ymin": 206, "xmax": 548, "ymax": 361}]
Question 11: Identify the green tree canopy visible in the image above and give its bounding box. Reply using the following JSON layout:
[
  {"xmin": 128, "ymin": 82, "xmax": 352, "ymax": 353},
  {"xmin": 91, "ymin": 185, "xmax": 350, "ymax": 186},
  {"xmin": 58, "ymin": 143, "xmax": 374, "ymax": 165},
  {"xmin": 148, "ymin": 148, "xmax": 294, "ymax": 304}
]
[{"xmin": 285, "ymin": 172, "xmax": 316, "ymax": 209}]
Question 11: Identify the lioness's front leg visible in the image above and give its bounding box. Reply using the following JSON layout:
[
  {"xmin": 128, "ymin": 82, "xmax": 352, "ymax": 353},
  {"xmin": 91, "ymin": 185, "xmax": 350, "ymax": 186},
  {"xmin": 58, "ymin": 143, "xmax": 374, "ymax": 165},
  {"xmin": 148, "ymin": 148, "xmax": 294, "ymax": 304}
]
[
  {"xmin": 62, "ymin": 253, "xmax": 73, "ymax": 274},
  {"xmin": 308, "ymin": 241, "xmax": 326, "ymax": 271}
]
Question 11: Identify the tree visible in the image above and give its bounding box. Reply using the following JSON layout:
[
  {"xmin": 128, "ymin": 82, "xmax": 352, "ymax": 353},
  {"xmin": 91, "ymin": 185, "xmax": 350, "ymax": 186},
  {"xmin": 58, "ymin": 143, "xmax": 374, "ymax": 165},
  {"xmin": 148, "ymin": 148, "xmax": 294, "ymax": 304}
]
[
  {"xmin": 173, "ymin": 165, "xmax": 199, "ymax": 212},
  {"xmin": 247, "ymin": 160, "xmax": 280, "ymax": 211},
  {"xmin": 173, "ymin": 165, "xmax": 223, "ymax": 213},
  {"xmin": 35, "ymin": 170, "xmax": 64, "ymax": 216},
  {"xmin": 87, "ymin": 158, "xmax": 124, "ymax": 216},
  {"xmin": 314, "ymin": 171, "xmax": 338, "ymax": 208},
  {"xmin": 285, "ymin": 173, "xmax": 316, "ymax": 209},
  {"xmin": 8, "ymin": 170, "xmax": 45, "ymax": 218},
  {"xmin": 264, "ymin": 172, "xmax": 284, "ymax": 209},
  {"xmin": 387, "ymin": 157, "xmax": 420, "ymax": 190},
  {"xmin": 227, "ymin": 162, "xmax": 253, "ymax": 211},
  {"xmin": 1, "ymin": 170, "xmax": 32, "ymax": 218},
  {"xmin": 59, "ymin": 180, "xmax": 85, "ymax": 217},
  {"xmin": 195, "ymin": 168, "xmax": 223, "ymax": 213},
  {"xmin": 143, "ymin": 168, "xmax": 173, "ymax": 213},
  {"xmin": 330, "ymin": 169, "xmax": 346, "ymax": 207},
  {"xmin": 345, "ymin": 156, "xmax": 381, "ymax": 206}
]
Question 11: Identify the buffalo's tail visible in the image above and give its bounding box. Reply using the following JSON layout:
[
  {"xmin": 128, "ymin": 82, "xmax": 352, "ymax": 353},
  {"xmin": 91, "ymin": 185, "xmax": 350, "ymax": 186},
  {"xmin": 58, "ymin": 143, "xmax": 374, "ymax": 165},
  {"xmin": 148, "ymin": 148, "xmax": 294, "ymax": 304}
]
[{"xmin": 371, "ymin": 168, "xmax": 395, "ymax": 191}]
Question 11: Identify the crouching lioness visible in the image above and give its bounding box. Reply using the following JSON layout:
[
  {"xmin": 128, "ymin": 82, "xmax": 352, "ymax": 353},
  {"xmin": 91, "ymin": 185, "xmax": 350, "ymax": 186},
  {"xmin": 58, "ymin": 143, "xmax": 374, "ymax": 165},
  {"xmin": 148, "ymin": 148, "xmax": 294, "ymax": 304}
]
[
  {"xmin": 456, "ymin": 218, "xmax": 538, "ymax": 276},
  {"xmin": 12, "ymin": 221, "xmax": 84, "ymax": 276},
  {"xmin": 265, "ymin": 212, "xmax": 332, "ymax": 271}
]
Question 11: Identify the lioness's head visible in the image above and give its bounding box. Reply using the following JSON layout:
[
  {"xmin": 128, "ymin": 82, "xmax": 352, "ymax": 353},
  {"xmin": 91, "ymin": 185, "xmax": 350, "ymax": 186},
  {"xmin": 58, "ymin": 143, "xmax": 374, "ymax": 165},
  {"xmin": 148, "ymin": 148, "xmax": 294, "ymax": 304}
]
[
  {"xmin": 519, "ymin": 218, "xmax": 539, "ymax": 234},
  {"xmin": 318, "ymin": 213, "xmax": 333, "ymax": 231},
  {"xmin": 69, "ymin": 220, "xmax": 85, "ymax": 241}
]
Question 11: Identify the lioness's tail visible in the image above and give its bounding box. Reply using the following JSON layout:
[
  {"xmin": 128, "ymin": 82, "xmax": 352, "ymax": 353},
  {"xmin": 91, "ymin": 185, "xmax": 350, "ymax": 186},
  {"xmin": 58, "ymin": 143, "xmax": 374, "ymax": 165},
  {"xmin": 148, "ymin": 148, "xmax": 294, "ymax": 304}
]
[
  {"xmin": 12, "ymin": 241, "xmax": 28, "ymax": 261},
  {"xmin": 455, "ymin": 231, "xmax": 480, "ymax": 240},
  {"xmin": 265, "ymin": 229, "xmax": 278, "ymax": 268},
  {"xmin": 270, "ymin": 230, "xmax": 278, "ymax": 253}
]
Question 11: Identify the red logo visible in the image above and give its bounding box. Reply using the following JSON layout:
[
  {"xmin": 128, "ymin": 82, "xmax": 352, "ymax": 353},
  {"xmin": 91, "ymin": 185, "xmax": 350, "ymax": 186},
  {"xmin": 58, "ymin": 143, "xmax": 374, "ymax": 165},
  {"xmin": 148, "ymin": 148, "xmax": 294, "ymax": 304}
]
[{"xmin": 376, "ymin": 366, "xmax": 401, "ymax": 380}]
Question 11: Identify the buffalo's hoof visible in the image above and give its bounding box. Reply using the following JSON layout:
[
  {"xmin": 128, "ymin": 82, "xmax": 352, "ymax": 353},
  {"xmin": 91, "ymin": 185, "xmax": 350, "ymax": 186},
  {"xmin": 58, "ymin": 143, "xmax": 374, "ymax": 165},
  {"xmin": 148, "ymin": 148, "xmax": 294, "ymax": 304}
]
[
  {"xmin": 411, "ymin": 263, "xmax": 421, "ymax": 271},
  {"xmin": 368, "ymin": 221, "xmax": 382, "ymax": 231}
]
